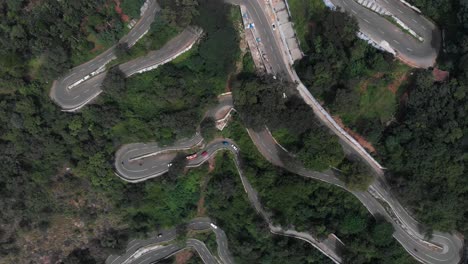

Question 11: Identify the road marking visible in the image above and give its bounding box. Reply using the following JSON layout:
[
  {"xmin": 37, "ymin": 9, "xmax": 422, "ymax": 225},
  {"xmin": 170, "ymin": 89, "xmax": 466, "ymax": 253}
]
[
  {"xmin": 397, "ymin": 8, "xmax": 403, "ymax": 13},
  {"xmin": 406, "ymin": 48, "xmax": 413, "ymax": 52},
  {"xmin": 352, "ymin": 9, "xmax": 357, "ymax": 14},
  {"xmin": 393, "ymin": 39, "xmax": 400, "ymax": 44},
  {"xmin": 109, "ymin": 256, "xmax": 120, "ymax": 264},
  {"xmin": 363, "ymin": 19, "xmax": 370, "ymax": 24},
  {"xmin": 421, "ymin": 25, "xmax": 426, "ymax": 30},
  {"xmin": 63, "ymin": 73, "xmax": 76, "ymax": 81}
]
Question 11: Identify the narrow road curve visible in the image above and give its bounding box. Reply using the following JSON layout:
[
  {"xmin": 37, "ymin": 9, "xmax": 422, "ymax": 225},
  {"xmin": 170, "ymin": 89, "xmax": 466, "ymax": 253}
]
[
  {"xmin": 114, "ymin": 95, "xmax": 236, "ymax": 183},
  {"xmin": 328, "ymin": 0, "xmax": 440, "ymax": 68},
  {"xmin": 50, "ymin": 1, "xmax": 203, "ymax": 112},
  {"xmin": 50, "ymin": 0, "xmax": 161, "ymax": 112},
  {"xmin": 113, "ymin": 136, "xmax": 343, "ymax": 263},
  {"xmin": 105, "ymin": 218, "xmax": 232, "ymax": 264},
  {"xmin": 226, "ymin": 1, "xmax": 464, "ymax": 262},
  {"xmin": 119, "ymin": 26, "xmax": 204, "ymax": 77},
  {"xmin": 113, "ymin": 93, "xmax": 342, "ymax": 262},
  {"xmin": 188, "ymin": 217, "xmax": 234, "ymax": 264},
  {"xmin": 248, "ymin": 128, "xmax": 464, "ymax": 264},
  {"xmin": 113, "ymin": 89, "xmax": 463, "ymax": 263}
]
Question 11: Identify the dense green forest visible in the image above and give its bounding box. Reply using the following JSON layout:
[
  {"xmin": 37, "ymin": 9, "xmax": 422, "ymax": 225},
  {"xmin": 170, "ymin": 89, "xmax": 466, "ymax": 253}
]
[
  {"xmin": 380, "ymin": 0, "xmax": 468, "ymax": 233},
  {"xmin": 205, "ymin": 153, "xmax": 334, "ymax": 264},
  {"xmin": 232, "ymin": 74, "xmax": 374, "ymax": 190},
  {"xmin": 293, "ymin": 0, "xmax": 407, "ymax": 145},
  {"xmin": 291, "ymin": 0, "xmax": 468, "ymax": 234},
  {"xmin": 0, "ymin": 0, "xmax": 241, "ymax": 262},
  {"xmin": 221, "ymin": 117, "xmax": 414, "ymax": 263}
]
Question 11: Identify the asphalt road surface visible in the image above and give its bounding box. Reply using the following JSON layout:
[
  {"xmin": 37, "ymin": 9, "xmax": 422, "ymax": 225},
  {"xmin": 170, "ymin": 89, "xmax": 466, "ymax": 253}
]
[
  {"xmin": 50, "ymin": 0, "xmax": 161, "ymax": 112},
  {"xmin": 329, "ymin": 0, "xmax": 440, "ymax": 68},
  {"xmin": 50, "ymin": 0, "xmax": 161, "ymax": 111},
  {"xmin": 105, "ymin": 229, "xmax": 178, "ymax": 264},
  {"xmin": 225, "ymin": 0, "xmax": 292, "ymax": 81},
  {"xmin": 188, "ymin": 218, "xmax": 234, "ymax": 264},
  {"xmin": 107, "ymin": 218, "xmax": 231, "ymax": 264},
  {"xmin": 115, "ymin": 136, "xmax": 238, "ymax": 183},
  {"xmin": 247, "ymin": 127, "xmax": 463, "ymax": 264},
  {"xmin": 120, "ymin": 26, "xmax": 203, "ymax": 77},
  {"xmin": 115, "ymin": 95, "xmax": 236, "ymax": 182},
  {"xmin": 228, "ymin": 0, "xmax": 462, "ymax": 262}
]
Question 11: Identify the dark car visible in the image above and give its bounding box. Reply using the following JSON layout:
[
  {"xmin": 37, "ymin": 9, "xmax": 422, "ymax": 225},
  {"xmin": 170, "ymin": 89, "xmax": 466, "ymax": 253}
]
[
  {"xmin": 222, "ymin": 141, "xmax": 229, "ymax": 146},
  {"xmin": 201, "ymin": 151, "xmax": 208, "ymax": 157}
]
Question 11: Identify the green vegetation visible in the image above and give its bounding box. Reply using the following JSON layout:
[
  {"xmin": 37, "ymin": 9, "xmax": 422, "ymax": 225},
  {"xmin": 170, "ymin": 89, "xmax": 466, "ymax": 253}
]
[
  {"xmin": 287, "ymin": 0, "xmax": 326, "ymax": 52},
  {"xmin": 110, "ymin": 11, "xmax": 184, "ymax": 68},
  {"xmin": 120, "ymin": 0, "xmax": 145, "ymax": 18},
  {"xmin": 0, "ymin": 0, "xmax": 131, "ymax": 82},
  {"xmin": 221, "ymin": 117, "xmax": 414, "ymax": 263},
  {"xmin": 293, "ymin": 5, "xmax": 409, "ymax": 144},
  {"xmin": 232, "ymin": 75, "xmax": 344, "ymax": 171},
  {"xmin": 190, "ymin": 231, "xmax": 218, "ymax": 257},
  {"xmin": 205, "ymin": 153, "xmax": 333, "ymax": 264},
  {"xmin": 98, "ymin": 0, "xmax": 241, "ymax": 144},
  {"xmin": 125, "ymin": 164, "xmax": 206, "ymax": 233},
  {"xmin": 241, "ymin": 52, "xmax": 256, "ymax": 74},
  {"xmin": 0, "ymin": 0, "xmax": 240, "ymax": 262},
  {"xmin": 200, "ymin": 117, "xmax": 218, "ymax": 143},
  {"xmin": 339, "ymin": 158, "xmax": 374, "ymax": 191},
  {"xmin": 292, "ymin": 0, "xmax": 468, "ymax": 236}
]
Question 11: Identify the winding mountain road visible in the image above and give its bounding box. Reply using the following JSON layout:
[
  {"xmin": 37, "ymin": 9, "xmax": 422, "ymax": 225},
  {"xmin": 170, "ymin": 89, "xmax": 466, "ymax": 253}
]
[
  {"xmin": 119, "ymin": 26, "xmax": 204, "ymax": 77},
  {"xmin": 248, "ymin": 128, "xmax": 464, "ymax": 264},
  {"xmin": 329, "ymin": 0, "xmax": 440, "ymax": 68},
  {"xmin": 51, "ymin": 0, "xmax": 463, "ymax": 263},
  {"xmin": 50, "ymin": 0, "xmax": 160, "ymax": 112},
  {"xmin": 49, "ymin": 1, "xmax": 202, "ymax": 112},
  {"xmin": 113, "ymin": 89, "xmax": 463, "ymax": 263},
  {"xmin": 225, "ymin": 1, "xmax": 463, "ymax": 262},
  {"xmin": 106, "ymin": 218, "xmax": 232, "ymax": 264}
]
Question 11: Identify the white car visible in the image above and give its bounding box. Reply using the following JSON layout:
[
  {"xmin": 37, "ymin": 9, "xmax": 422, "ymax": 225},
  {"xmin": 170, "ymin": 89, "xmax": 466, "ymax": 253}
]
[
  {"xmin": 167, "ymin": 163, "xmax": 173, "ymax": 167},
  {"xmin": 272, "ymin": 23, "xmax": 276, "ymax": 30},
  {"xmin": 231, "ymin": 144, "xmax": 239, "ymax": 152},
  {"xmin": 210, "ymin": 223, "xmax": 218, "ymax": 229}
]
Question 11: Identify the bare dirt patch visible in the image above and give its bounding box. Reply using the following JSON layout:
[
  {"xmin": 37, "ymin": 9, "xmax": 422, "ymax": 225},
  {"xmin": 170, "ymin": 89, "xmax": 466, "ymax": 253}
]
[
  {"xmin": 175, "ymin": 249, "xmax": 195, "ymax": 264},
  {"xmin": 387, "ymin": 72, "xmax": 407, "ymax": 94},
  {"xmin": 333, "ymin": 116, "xmax": 376, "ymax": 153},
  {"xmin": 359, "ymin": 72, "xmax": 384, "ymax": 93},
  {"xmin": 114, "ymin": 0, "xmax": 130, "ymax": 23}
]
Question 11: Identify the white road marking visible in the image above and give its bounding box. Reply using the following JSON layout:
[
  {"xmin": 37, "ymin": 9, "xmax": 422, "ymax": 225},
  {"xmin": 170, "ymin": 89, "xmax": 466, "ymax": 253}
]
[{"xmin": 63, "ymin": 72, "xmax": 76, "ymax": 81}]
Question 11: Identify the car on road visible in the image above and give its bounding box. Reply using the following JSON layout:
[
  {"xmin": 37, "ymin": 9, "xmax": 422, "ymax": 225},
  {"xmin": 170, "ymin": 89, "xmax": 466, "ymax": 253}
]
[
  {"xmin": 231, "ymin": 144, "xmax": 239, "ymax": 151},
  {"xmin": 167, "ymin": 163, "xmax": 173, "ymax": 167},
  {"xmin": 246, "ymin": 23, "xmax": 255, "ymax": 29},
  {"xmin": 272, "ymin": 23, "xmax": 276, "ymax": 30},
  {"xmin": 186, "ymin": 153, "xmax": 198, "ymax": 160},
  {"xmin": 210, "ymin": 223, "xmax": 218, "ymax": 229},
  {"xmin": 157, "ymin": 233, "xmax": 163, "ymax": 238},
  {"xmin": 201, "ymin": 151, "xmax": 208, "ymax": 157},
  {"xmin": 222, "ymin": 141, "xmax": 229, "ymax": 146}
]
